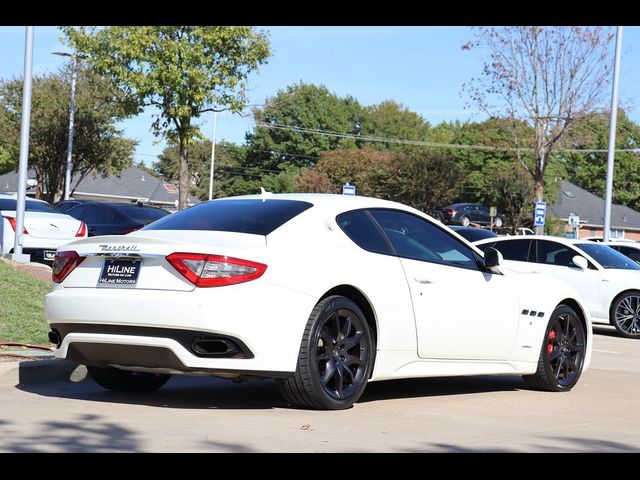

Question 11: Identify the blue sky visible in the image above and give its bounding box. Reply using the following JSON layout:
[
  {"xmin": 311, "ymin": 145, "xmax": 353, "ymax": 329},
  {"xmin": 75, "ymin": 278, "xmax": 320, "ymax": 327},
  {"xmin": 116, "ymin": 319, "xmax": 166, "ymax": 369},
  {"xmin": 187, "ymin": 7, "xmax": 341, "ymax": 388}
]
[{"xmin": 1, "ymin": 26, "xmax": 640, "ymax": 167}]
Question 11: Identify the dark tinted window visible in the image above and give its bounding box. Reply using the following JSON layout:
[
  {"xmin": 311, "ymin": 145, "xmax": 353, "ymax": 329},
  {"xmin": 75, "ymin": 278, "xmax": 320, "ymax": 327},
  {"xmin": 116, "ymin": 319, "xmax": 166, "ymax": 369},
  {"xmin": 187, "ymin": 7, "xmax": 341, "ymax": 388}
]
[
  {"xmin": 535, "ymin": 240, "xmax": 577, "ymax": 267},
  {"xmin": 369, "ymin": 209, "xmax": 478, "ymax": 269},
  {"xmin": 0, "ymin": 198, "xmax": 61, "ymax": 213},
  {"xmin": 614, "ymin": 245, "xmax": 640, "ymax": 264},
  {"xmin": 336, "ymin": 210, "xmax": 392, "ymax": 255},
  {"xmin": 115, "ymin": 205, "xmax": 168, "ymax": 224},
  {"xmin": 576, "ymin": 243, "xmax": 640, "ymax": 270},
  {"xmin": 82, "ymin": 205, "xmax": 120, "ymax": 223},
  {"xmin": 450, "ymin": 226, "xmax": 498, "ymax": 242},
  {"xmin": 143, "ymin": 199, "xmax": 313, "ymax": 235},
  {"xmin": 66, "ymin": 205, "xmax": 86, "ymax": 219},
  {"xmin": 488, "ymin": 239, "xmax": 532, "ymax": 262}
]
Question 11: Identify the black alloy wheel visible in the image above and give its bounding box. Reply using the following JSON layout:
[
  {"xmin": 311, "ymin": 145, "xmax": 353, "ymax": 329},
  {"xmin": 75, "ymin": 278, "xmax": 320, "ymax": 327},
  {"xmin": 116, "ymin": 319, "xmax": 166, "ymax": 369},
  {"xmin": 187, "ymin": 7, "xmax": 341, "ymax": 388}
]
[
  {"xmin": 278, "ymin": 296, "xmax": 373, "ymax": 410},
  {"xmin": 523, "ymin": 305, "xmax": 586, "ymax": 392}
]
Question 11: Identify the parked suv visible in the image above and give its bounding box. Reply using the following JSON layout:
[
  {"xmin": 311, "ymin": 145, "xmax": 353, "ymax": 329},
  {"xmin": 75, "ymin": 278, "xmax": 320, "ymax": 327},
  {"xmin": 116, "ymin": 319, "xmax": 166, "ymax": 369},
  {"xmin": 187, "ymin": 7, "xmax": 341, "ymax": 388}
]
[{"xmin": 437, "ymin": 203, "xmax": 505, "ymax": 227}]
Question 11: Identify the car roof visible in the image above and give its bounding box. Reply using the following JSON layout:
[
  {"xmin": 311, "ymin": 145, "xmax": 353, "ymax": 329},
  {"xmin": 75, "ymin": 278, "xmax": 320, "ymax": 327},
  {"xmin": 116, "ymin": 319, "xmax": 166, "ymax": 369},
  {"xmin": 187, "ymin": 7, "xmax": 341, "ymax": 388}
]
[
  {"xmin": 0, "ymin": 193, "xmax": 49, "ymax": 204},
  {"xmin": 474, "ymin": 235, "xmax": 592, "ymax": 246}
]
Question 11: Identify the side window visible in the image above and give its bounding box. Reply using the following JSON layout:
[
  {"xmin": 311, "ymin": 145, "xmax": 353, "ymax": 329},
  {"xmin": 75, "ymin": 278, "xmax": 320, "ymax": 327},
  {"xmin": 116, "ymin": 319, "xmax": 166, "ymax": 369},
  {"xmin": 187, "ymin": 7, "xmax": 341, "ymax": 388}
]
[
  {"xmin": 490, "ymin": 239, "xmax": 532, "ymax": 262},
  {"xmin": 535, "ymin": 240, "xmax": 577, "ymax": 267},
  {"xmin": 368, "ymin": 209, "xmax": 478, "ymax": 270},
  {"xmin": 83, "ymin": 205, "xmax": 104, "ymax": 223},
  {"xmin": 336, "ymin": 210, "xmax": 393, "ymax": 255},
  {"xmin": 618, "ymin": 246, "xmax": 640, "ymax": 264}
]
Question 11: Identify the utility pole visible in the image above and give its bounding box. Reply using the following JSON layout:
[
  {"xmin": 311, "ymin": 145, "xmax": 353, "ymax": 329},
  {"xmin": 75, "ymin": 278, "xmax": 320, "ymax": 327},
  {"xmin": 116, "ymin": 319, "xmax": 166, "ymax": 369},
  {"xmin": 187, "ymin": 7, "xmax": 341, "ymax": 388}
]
[
  {"xmin": 52, "ymin": 51, "xmax": 79, "ymax": 200},
  {"xmin": 604, "ymin": 26, "xmax": 623, "ymax": 242},
  {"xmin": 208, "ymin": 111, "xmax": 217, "ymax": 201},
  {"xmin": 8, "ymin": 26, "xmax": 35, "ymax": 263}
]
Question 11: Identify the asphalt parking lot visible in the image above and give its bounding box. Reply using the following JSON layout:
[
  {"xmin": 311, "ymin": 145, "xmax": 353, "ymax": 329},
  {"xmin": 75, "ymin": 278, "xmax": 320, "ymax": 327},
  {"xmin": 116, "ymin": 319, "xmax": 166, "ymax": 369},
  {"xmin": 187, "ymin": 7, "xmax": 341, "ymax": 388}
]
[{"xmin": 0, "ymin": 325, "xmax": 639, "ymax": 452}]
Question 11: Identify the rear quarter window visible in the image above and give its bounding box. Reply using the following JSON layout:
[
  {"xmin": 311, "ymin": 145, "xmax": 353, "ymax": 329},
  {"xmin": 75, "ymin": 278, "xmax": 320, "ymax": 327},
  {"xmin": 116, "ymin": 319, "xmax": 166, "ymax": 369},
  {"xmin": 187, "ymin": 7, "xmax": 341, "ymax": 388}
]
[
  {"xmin": 143, "ymin": 199, "xmax": 313, "ymax": 235},
  {"xmin": 336, "ymin": 210, "xmax": 393, "ymax": 255}
]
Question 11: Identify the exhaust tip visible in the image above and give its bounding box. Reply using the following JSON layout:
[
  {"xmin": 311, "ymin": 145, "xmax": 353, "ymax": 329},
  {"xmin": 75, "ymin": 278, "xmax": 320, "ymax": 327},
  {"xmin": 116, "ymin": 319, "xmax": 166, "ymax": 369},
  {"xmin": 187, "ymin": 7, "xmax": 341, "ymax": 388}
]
[
  {"xmin": 191, "ymin": 337, "xmax": 239, "ymax": 357},
  {"xmin": 48, "ymin": 329, "xmax": 62, "ymax": 348}
]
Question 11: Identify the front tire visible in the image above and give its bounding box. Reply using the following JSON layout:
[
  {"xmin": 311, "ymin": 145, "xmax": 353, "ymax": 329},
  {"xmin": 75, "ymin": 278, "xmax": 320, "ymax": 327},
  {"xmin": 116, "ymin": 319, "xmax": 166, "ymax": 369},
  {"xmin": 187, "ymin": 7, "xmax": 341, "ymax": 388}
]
[
  {"xmin": 278, "ymin": 295, "xmax": 373, "ymax": 410},
  {"xmin": 523, "ymin": 305, "xmax": 586, "ymax": 392},
  {"xmin": 87, "ymin": 365, "xmax": 171, "ymax": 392},
  {"xmin": 493, "ymin": 217, "xmax": 503, "ymax": 228},
  {"xmin": 610, "ymin": 291, "xmax": 640, "ymax": 338}
]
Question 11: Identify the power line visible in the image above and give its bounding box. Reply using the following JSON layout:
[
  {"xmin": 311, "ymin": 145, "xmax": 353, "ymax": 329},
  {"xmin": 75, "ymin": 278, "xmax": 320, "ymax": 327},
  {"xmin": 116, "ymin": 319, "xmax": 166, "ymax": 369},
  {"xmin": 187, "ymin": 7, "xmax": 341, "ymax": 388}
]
[{"xmin": 255, "ymin": 121, "xmax": 640, "ymax": 154}]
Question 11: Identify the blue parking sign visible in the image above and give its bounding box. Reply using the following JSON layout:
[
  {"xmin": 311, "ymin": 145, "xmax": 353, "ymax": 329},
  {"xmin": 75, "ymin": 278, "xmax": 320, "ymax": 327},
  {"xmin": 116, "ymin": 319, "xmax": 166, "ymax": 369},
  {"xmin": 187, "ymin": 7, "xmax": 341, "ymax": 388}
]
[
  {"xmin": 534, "ymin": 201, "xmax": 546, "ymax": 227},
  {"xmin": 342, "ymin": 183, "xmax": 356, "ymax": 196}
]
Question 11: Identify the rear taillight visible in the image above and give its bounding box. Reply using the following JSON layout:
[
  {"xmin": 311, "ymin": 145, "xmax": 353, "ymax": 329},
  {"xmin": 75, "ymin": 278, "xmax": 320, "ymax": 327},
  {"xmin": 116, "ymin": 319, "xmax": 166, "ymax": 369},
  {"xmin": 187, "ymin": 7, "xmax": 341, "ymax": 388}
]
[
  {"xmin": 52, "ymin": 251, "xmax": 85, "ymax": 283},
  {"xmin": 3, "ymin": 216, "xmax": 28, "ymax": 234},
  {"xmin": 444, "ymin": 209, "xmax": 456, "ymax": 217},
  {"xmin": 166, "ymin": 253, "xmax": 267, "ymax": 287},
  {"xmin": 75, "ymin": 222, "xmax": 87, "ymax": 237}
]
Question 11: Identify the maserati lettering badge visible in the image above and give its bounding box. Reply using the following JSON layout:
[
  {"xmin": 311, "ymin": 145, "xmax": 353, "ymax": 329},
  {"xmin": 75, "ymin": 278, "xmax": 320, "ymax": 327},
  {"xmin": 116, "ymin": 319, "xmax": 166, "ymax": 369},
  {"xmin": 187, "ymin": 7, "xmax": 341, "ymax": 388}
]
[{"xmin": 99, "ymin": 244, "xmax": 140, "ymax": 252}]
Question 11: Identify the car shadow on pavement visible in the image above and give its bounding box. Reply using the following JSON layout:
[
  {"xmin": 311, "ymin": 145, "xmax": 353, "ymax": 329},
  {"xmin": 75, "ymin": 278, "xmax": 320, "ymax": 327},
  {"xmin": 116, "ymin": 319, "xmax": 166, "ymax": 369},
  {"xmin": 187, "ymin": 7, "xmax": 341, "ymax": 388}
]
[
  {"xmin": 18, "ymin": 374, "xmax": 290, "ymax": 410},
  {"xmin": 592, "ymin": 325, "xmax": 624, "ymax": 338},
  {"xmin": 18, "ymin": 370, "xmax": 526, "ymax": 410},
  {"xmin": 359, "ymin": 375, "xmax": 524, "ymax": 403}
]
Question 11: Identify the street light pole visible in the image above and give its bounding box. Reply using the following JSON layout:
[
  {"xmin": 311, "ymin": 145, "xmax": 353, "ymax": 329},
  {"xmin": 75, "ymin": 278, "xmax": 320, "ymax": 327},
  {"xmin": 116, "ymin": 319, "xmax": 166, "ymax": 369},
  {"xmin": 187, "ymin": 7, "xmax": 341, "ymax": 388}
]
[
  {"xmin": 53, "ymin": 51, "xmax": 78, "ymax": 200},
  {"xmin": 208, "ymin": 111, "xmax": 217, "ymax": 201},
  {"xmin": 603, "ymin": 26, "xmax": 623, "ymax": 242},
  {"xmin": 9, "ymin": 26, "xmax": 35, "ymax": 263}
]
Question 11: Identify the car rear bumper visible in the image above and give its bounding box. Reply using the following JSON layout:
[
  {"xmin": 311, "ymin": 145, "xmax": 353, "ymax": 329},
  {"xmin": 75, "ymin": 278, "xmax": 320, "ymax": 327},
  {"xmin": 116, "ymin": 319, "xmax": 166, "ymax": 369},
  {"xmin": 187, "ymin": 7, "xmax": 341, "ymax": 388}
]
[{"xmin": 45, "ymin": 282, "xmax": 316, "ymax": 376}]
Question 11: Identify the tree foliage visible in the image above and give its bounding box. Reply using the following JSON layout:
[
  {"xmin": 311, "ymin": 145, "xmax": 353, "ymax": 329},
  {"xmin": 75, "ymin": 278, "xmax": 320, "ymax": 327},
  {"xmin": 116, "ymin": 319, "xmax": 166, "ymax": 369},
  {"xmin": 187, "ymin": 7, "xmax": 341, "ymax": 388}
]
[
  {"xmin": 563, "ymin": 110, "xmax": 640, "ymax": 209},
  {"xmin": 246, "ymin": 83, "xmax": 362, "ymax": 170},
  {"xmin": 463, "ymin": 26, "xmax": 615, "ymax": 202},
  {"xmin": 358, "ymin": 100, "xmax": 430, "ymax": 152},
  {"xmin": 63, "ymin": 26, "xmax": 270, "ymax": 209},
  {"xmin": 0, "ymin": 66, "xmax": 135, "ymax": 202}
]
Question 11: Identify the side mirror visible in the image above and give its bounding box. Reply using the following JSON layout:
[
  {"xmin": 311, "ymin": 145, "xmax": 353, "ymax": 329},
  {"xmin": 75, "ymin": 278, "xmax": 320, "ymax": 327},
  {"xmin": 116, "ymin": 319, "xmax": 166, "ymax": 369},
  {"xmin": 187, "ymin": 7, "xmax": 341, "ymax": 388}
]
[
  {"xmin": 572, "ymin": 255, "xmax": 588, "ymax": 271},
  {"xmin": 483, "ymin": 247, "xmax": 503, "ymax": 274}
]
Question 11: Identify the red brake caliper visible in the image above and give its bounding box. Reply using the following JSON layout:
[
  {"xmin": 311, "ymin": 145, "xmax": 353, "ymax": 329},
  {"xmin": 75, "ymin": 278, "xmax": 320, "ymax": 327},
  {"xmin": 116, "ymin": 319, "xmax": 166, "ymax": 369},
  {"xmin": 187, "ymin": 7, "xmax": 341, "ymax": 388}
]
[{"xmin": 547, "ymin": 329, "xmax": 556, "ymax": 355}]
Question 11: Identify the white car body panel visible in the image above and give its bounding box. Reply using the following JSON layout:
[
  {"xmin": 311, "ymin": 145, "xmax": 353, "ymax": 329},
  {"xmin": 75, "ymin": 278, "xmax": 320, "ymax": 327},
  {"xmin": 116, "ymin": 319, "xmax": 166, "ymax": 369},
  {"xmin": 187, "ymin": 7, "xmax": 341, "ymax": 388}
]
[{"xmin": 46, "ymin": 195, "xmax": 592, "ymax": 382}]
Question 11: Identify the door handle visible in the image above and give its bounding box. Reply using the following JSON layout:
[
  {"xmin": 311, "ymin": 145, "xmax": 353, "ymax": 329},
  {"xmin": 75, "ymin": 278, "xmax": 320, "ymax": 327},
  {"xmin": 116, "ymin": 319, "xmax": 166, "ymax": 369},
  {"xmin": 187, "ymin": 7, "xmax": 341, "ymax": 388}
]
[{"xmin": 414, "ymin": 277, "xmax": 434, "ymax": 284}]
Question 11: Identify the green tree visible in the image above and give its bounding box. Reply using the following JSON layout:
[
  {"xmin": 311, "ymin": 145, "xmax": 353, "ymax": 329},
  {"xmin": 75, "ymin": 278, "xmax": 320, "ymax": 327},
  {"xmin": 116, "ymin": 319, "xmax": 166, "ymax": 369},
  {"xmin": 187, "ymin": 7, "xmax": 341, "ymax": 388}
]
[
  {"xmin": 246, "ymin": 83, "xmax": 362, "ymax": 171},
  {"xmin": 358, "ymin": 100, "xmax": 431, "ymax": 153},
  {"xmin": 155, "ymin": 139, "xmax": 249, "ymax": 200},
  {"xmin": 0, "ymin": 66, "xmax": 135, "ymax": 202},
  {"xmin": 563, "ymin": 110, "xmax": 640, "ymax": 209},
  {"xmin": 63, "ymin": 26, "xmax": 270, "ymax": 209},
  {"xmin": 486, "ymin": 164, "xmax": 535, "ymax": 229}
]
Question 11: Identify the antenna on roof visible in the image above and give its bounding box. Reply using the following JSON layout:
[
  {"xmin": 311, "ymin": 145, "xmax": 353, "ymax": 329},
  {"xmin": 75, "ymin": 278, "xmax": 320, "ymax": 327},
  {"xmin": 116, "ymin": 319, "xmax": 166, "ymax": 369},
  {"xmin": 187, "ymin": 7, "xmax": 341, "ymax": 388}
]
[{"xmin": 259, "ymin": 187, "xmax": 273, "ymax": 202}]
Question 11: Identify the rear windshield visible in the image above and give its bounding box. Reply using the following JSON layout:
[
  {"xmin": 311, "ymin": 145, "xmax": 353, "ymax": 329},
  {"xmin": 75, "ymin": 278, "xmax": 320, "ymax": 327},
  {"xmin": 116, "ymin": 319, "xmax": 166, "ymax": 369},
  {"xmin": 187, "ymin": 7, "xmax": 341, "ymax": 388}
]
[
  {"xmin": 0, "ymin": 198, "xmax": 61, "ymax": 214},
  {"xmin": 576, "ymin": 243, "xmax": 640, "ymax": 270},
  {"xmin": 143, "ymin": 199, "xmax": 313, "ymax": 235},
  {"xmin": 116, "ymin": 205, "xmax": 169, "ymax": 223}
]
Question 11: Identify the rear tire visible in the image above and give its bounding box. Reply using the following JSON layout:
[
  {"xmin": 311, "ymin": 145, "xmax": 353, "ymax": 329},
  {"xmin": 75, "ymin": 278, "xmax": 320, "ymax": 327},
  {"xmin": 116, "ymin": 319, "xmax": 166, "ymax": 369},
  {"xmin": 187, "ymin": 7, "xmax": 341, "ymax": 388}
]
[
  {"xmin": 460, "ymin": 216, "xmax": 470, "ymax": 227},
  {"xmin": 523, "ymin": 305, "xmax": 586, "ymax": 392},
  {"xmin": 87, "ymin": 365, "xmax": 171, "ymax": 392},
  {"xmin": 493, "ymin": 217, "xmax": 503, "ymax": 228},
  {"xmin": 278, "ymin": 296, "xmax": 373, "ymax": 410}
]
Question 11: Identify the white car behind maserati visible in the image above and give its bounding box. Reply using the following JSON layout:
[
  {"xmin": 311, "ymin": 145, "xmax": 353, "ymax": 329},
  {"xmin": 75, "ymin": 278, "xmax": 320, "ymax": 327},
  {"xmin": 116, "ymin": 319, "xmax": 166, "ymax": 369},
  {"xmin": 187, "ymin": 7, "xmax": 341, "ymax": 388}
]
[
  {"xmin": 46, "ymin": 194, "xmax": 592, "ymax": 409},
  {"xmin": 0, "ymin": 193, "xmax": 87, "ymax": 263},
  {"xmin": 476, "ymin": 235, "xmax": 640, "ymax": 339}
]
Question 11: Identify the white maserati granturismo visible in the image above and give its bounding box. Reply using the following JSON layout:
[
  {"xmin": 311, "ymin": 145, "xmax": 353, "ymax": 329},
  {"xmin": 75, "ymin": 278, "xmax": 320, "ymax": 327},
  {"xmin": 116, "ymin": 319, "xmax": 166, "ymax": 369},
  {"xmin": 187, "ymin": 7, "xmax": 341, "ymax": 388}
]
[
  {"xmin": 46, "ymin": 194, "xmax": 592, "ymax": 410},
  {"xmin": 475, "ymin": 235, "xmax": 640, "ymax": 339}
]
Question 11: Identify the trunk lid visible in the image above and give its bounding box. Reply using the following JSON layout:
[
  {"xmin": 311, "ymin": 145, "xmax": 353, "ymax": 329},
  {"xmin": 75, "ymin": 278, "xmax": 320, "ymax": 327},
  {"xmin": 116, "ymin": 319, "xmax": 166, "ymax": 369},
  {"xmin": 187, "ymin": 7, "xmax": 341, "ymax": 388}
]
[{"xmin": 3, "ymin": 211, "xmax": 82, "ymax": 240}]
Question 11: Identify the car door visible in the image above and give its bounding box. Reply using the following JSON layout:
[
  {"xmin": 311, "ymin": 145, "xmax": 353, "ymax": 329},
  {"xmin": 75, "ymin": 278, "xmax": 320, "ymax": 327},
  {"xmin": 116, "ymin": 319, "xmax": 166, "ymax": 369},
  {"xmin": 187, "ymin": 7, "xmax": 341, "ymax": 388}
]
[
  {"xmin": 368, "ymin": 209, "xmax": 520, "ymax": 360},
  {"xmin": 532, "ymin": 240, "xmax": 601, "ymax": 318}
]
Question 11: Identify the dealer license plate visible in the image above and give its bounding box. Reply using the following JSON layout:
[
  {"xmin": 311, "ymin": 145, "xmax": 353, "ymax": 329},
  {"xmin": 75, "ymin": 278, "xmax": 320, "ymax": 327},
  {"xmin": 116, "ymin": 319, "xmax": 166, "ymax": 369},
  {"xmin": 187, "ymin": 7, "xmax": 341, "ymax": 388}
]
[
  {"xmin": 43, "ymin": 250, "xmax": 56, "ymax": 261},
  {"xmin": 98, "ymin": 258, "xmax": 142, "ymax": 286}
]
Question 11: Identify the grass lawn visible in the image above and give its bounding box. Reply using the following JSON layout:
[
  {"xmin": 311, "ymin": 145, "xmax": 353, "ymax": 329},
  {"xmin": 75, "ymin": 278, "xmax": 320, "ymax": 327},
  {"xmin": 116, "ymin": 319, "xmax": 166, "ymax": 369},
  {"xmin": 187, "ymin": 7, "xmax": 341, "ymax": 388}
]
[{"xmin": 0, "ymin": 260, "xmax": 52, "ymax": 344}]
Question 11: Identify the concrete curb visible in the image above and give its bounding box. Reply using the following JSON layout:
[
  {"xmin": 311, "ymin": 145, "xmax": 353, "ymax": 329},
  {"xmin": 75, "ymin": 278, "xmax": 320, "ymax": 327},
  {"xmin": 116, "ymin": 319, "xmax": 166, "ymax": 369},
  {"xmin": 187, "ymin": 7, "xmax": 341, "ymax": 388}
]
[{"xmin": 0, "ymin": 359, "xmax": 87, "ymax": 388}]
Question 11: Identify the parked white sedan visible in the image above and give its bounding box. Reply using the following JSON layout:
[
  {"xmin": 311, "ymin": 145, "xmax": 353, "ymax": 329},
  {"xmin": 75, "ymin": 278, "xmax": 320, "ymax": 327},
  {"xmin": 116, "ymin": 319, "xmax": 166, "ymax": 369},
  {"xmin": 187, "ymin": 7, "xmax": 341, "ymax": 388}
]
[
  {"xmin": 0, "ymin": 193, "xmax": 87, "ymax": 263},
  {"xmin": 476, "ymin": 235, "xmax": 640, "ymax": 339},
  {"xmin": 46, "ymin": 194, "xmax": 592, "ymax": 409}
]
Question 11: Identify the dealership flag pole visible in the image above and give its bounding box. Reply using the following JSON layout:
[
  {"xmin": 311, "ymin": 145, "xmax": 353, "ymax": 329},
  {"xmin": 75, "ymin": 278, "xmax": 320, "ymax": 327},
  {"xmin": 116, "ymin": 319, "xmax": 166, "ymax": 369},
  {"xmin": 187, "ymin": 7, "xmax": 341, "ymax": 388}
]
[
  {"xmin": 8, "ymin": 26, "xmax": 34, "ymax": 263},
  {"xmin": 604, "ymin": 26, "xmax": 623, "ymax": 242}
]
